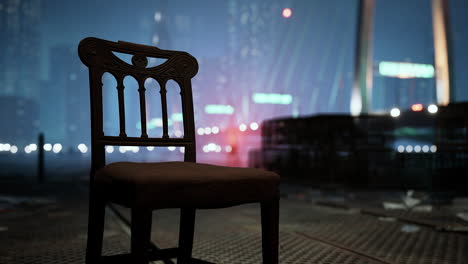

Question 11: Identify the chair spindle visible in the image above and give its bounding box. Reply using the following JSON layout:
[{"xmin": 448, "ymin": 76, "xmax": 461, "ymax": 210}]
[
  {"xmin": 138, "ymin": 78, "xmax": 148, "ymax": 138},
  {"xmin": 159, "ymin": 80, "xmax": 169, "ymax": 139},
  {"xmin": 116, "ymin": 77, "xmax": 127, "ymax": 137}
]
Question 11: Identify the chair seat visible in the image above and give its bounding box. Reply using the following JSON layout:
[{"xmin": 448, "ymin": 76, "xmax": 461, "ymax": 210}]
[{"xmin": 95, "ymin": 161, "xmax": 280, "ymax": 209}]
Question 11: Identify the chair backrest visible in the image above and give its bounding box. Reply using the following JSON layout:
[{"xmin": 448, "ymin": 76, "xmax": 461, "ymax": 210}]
[{"xmin": 78, "ymin": 37, "xmax": 199, "ymax": 176}]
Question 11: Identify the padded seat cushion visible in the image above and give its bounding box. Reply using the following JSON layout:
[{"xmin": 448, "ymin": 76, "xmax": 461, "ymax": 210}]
[{"xmin": 95, "ymin": 161, "xmax": 280, "ymax": 209}]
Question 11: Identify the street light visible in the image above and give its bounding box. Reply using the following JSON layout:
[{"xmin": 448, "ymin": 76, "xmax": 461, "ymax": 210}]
[
  {"xmin": 282, "ymin": 8, "xmax": 292, "ymax": 18},
  {"xmin": 428, "ymin": 104, "xmax": 438, "ymax": 114},
  {"xmin": 390, "ymin": 108, "xmax": 400, "ymax": 118}
]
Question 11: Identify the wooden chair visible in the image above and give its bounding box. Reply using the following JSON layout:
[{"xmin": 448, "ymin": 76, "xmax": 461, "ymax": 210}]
[{"xmin": 78, "ymin": 37, "xmax": 280, "ymax": 264}]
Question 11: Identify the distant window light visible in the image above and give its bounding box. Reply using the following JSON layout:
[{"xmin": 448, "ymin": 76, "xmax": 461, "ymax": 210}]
[
  {"xmin": 422, "ymin": 145, "xmax": 430, "ymax": 153},
  {"xmin": 239, "ymin": 124, "xmax": 247, "ymax": 132},
  {"xmin": 53, "ymin": 143, "xmax": 62, "ymax": 153},
  {"xmin": 406, "ymin": 145, "xmax": 413, "ymax": 153},
  {"xmin": 172, "ymin": 113, "xmax": 183, "ymax": 122},
  {"xmin": 106, "ymin": 146, "xmax": 115, "ymax": 153},
  {"xmin": 414, "ymin": 145, "xmax": 421, "ymax": 153},
  {"xmin": 29, "ymin": 144, "xmax": 38, "ymax": 151},
  {"xmin": 197, "ymin": 128, "xmax": 205, "ymax": 135},
  {"xmin": 152, "ymin": 35, "xmax": 159, "ymax": 45},
  {"xmin": 174, "ymin": 130, "xmax": 183, "ymax": 138},
  {"xmin": 44, "ymin": 143, "xmax": 52, "ymax": 151},
  {"xmin": 77, "ymin": 143, "xmax": 87, "ymax": 153},
  {"xmin": 207, "ymin": 143, "xmax": 217, "ymax": 152},
  {"xmin": 24, "ymin": 146, "xmax": 32, "ymax": 154},
  {"xmin": 10, "ymin": 145, "xmax": 18, "ymax": 154},
  {"xmin": 397, "ymin": 145, "xmax": 405, "ymax": 153},
  {"xmin": 0, "ymin": 144, "xmax": 10, "ymax": 152},
  {"xmin": 240, "ymin": 13, "xmax": 249, "ymax": 25},
  {"xmin": 252, "ymin": 93, "xmax": 292, "ymax": 105},
  {"xmin": 146, "ymin": 146, "xmax": 154, "ymax": 151},
  {"xmin": 379, "ymin": 61, "xmax": 434, "ymax": 79},
  {"xmin": 250, "ymin": 122, "xmax": 259, "ymax": 130},
  {"xmin": 154, "ymin": 11, "xmax": 162, "ymax": 22},
  {"xmin": 411, "ymin": 104, "xmax": 423, "ymax": 112},
  {"xmin": 205, "ymin": 104, "xmax": 234, "ymax": 115},
  {"xmin": 137, "ymin": 117, "xmax": 167, "ymax": 130},
  {"xmin": 282, "ymin": 8, "xmax": 292, "ymax": 18},
  {"xmin": 202, "ymin": 145, "xmax": 209, "ymax": 153}
]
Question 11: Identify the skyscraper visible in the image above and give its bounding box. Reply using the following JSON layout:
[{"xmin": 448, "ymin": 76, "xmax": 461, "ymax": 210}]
[
  {"xmin": 46, "ymin": 45, "xmax": 89, "ymax": 146},
  {"xmin": 0, "ymin": 0, "xmax": 42, "ymax": 100},
  {"xmin": 150, "ymin": 0, "xmax": 170, "ymax": 49},
  {"xmin": 226, "ymin": 0, "xmax": 289, "ymax": 122}
]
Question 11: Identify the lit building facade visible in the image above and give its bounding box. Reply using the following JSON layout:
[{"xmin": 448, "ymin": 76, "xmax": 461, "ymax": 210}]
[
  {"xmin": 0, "ymin": 96, "xmax": 39, "ymax": 144},
  {"xmin": 372, "ymin": 61, "xmax": 437, "ymax": 112},
  {"xmin": 353, "ymin": 0, "xmax": 453, "ymax": 114},
  {"xmin": 225, "ymin": 0, "xmax": 294, "ymax": 122},
  {"xmin": 47, "ymin": 45, "xmax": 89, "ymax": 147},
  {"xmin": 0, "ymin": 0, "xmax": 42, "ymax": 100},
  {"xmin": 150, "ymin": 0, "xmax": 170, "ymax": 49}
]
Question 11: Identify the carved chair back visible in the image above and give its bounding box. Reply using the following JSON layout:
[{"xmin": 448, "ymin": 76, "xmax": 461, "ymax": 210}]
[{"xmin": 78, "ymin": 38, "xmax": 199, "ymax": 177}]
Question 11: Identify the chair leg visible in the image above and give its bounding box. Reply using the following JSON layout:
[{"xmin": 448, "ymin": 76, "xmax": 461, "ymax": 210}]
[
  {"xmin": 85, "ymin": 194, "xmax": 106, "ymax": 264},
  {"xmin": 131, "ymin": 208, "xmax": 153, "ymax": 264},
  {"xmin": 261, "ymin": 198, "xmax": 279, "ymax": 264},
  {"xmin": 178, "ymin": 208, "xmax": 196, "ymax": 264}
]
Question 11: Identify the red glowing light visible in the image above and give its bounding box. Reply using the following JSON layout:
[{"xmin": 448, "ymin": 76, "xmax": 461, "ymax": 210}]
[
  {"xmin": 282, "ymin": 8, "xmax": 292, "ymax": 18},
  {"xmin": 411, "ymin": 104, "xmax": 423, "ymax": 112}
]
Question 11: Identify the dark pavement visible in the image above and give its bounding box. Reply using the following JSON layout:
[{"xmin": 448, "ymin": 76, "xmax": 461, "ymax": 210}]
[{"xmin": 1, "ymin": 180, "xmax": 468, "ymax": 264}]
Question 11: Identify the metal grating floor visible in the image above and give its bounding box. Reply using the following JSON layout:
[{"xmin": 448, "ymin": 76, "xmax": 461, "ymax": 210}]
[{"xmin": 1, "ymin": 184, "xmax": 468, "ymax": 264}]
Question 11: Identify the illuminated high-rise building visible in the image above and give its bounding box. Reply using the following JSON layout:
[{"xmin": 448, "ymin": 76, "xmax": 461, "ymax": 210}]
[
  {"xmin": 355, "ymin": 0, "xmax": 452, "ymax": 113},
  {"xmin": 46, "ymin": 45, "xmax": 89, "ymax": 146},
  {"xmin": 0, "ymin": 95, "xmax": 39, "ymax": 144},
  {"xmin": 0, "ymin": 0, "xmax": 42, "ymax": 100},
  {"xmin": 225, "ymin": 0, "xmax": 357, "ymax": 119},
  {"xmin": 150, "ymin": 0, "xmax": 170, "ymax": 49},
  {"xmin": 226, "ymin": 0, "xmax": 292, "ymax": 122},
  {"xmin": 372, "ymin": 61, "xmax": 437, "ymax": 112}
]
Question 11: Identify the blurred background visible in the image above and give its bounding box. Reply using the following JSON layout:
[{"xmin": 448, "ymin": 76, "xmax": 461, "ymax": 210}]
[{"xmin": 0, "ymin": 0, "xmax": 467, "ymax": 186}]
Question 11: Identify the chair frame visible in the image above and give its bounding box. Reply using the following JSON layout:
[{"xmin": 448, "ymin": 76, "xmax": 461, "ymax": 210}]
[{"xmin": 78, "ymin": 38, "xmax": 279, "ymax": 264}]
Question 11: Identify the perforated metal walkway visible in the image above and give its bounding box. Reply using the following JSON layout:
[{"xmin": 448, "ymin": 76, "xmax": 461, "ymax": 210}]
[{"xmin": 1, "ymin": 183, "xmax": 467, "ymax": 264}]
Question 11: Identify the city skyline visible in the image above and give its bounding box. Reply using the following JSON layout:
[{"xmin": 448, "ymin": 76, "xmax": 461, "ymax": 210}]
[{"xmin": 1, "ymin": 0, "xmax": 467, "ymax": 147}]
